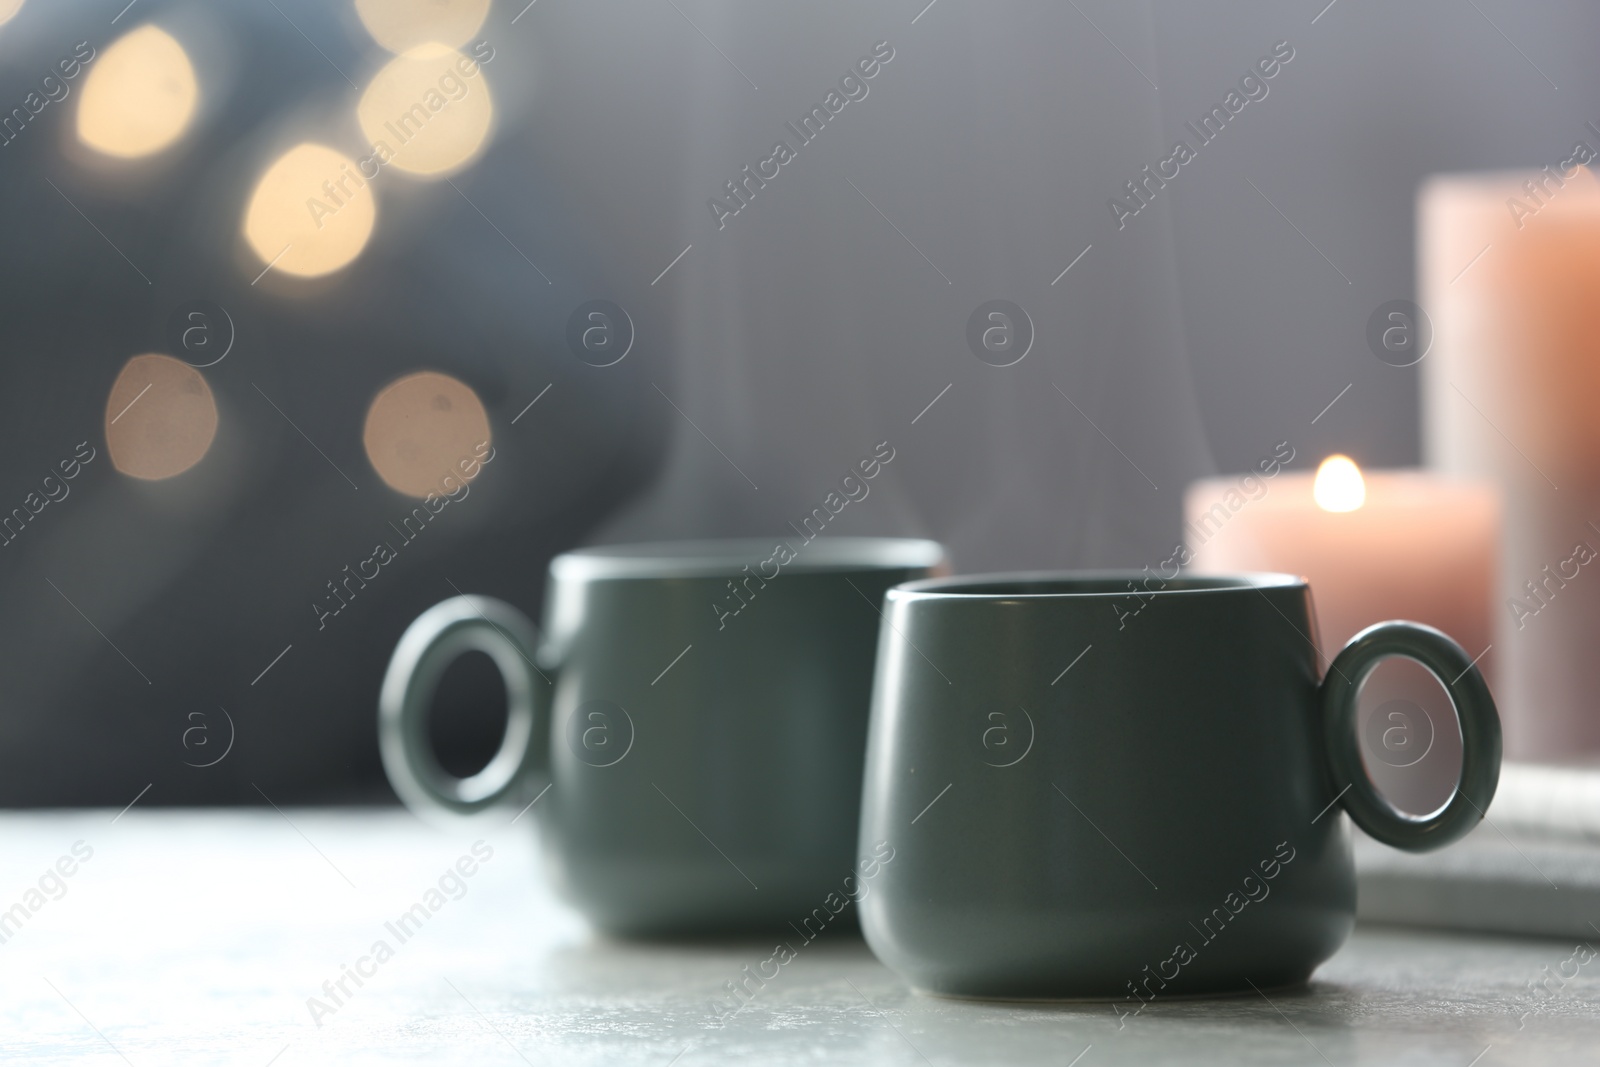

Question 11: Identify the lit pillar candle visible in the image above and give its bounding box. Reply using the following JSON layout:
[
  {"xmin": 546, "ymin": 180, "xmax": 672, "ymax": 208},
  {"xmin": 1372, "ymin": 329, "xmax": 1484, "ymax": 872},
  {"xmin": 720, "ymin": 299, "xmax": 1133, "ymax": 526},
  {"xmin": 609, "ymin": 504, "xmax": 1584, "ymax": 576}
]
[
  {"xmin": 1183, "ymin": 456, "xmax": 1498, "ymax": 669},
  {"xmin": 1421, "ymin": 169, "xmax": 1600, "ymax": 759}
]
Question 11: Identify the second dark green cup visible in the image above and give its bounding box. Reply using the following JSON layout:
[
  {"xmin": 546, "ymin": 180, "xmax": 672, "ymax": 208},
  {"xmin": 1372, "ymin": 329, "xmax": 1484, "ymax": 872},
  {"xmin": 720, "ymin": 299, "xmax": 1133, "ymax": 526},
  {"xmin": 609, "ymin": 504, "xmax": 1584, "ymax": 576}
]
[{"xmin": 379, "ymin": 537, "xmax": 946, "ymax": 936}]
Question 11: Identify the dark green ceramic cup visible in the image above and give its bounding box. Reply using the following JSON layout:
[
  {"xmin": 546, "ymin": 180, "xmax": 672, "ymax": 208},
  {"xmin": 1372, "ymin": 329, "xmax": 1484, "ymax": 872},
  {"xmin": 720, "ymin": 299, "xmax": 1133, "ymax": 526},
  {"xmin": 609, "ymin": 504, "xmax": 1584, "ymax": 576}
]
[
  {"xmin": 857, "ymin": 571, "xmax": 1500, "ymax": 1000},
  {"xmin": 379, "ymin": 537, "xmax": 946, "ymax": 936}
]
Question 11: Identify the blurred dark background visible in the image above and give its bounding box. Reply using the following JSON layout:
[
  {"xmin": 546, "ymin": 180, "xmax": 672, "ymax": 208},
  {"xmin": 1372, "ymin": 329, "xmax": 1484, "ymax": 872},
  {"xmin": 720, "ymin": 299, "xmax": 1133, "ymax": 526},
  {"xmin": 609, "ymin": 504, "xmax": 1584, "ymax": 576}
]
[{"xmin": 0, "ymin": 0, "xmax": 1586, "ymax": 804}]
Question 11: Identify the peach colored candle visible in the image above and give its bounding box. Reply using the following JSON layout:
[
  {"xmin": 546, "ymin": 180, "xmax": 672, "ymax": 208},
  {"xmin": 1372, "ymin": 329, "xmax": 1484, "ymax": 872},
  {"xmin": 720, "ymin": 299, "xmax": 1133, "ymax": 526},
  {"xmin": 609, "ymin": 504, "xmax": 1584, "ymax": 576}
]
[
  {"xmin": 1184, "ymin": 457, "xmax": 1498, "ymax": 670},
  {"xmin": 1421, "ymin": 169, "xmax": 1600, "ymax": 758}
]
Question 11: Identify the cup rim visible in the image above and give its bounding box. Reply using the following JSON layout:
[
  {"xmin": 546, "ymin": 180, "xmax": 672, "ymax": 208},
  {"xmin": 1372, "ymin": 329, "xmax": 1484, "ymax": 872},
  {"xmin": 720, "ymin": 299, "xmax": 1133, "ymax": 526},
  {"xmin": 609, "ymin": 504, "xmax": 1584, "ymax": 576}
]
[
  {"xmin": 888, "ymin": 569, "xmax": 1306, "ymax": 601},
  {"xmin": 551, "ymin": 537, "xmax": 947, "ymax": 581}
]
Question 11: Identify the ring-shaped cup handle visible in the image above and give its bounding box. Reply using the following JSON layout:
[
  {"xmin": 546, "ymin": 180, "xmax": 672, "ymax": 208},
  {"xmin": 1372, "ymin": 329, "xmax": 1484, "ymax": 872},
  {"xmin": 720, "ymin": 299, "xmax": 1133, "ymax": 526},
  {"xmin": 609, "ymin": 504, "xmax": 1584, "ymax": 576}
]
[
  {"xmin": 1320, "ymin": 620, "xmax": 1502, "ymax": 851},
  {"xmin": 378, "ymin": 595, "xmax": 547, "ymax": 817}
]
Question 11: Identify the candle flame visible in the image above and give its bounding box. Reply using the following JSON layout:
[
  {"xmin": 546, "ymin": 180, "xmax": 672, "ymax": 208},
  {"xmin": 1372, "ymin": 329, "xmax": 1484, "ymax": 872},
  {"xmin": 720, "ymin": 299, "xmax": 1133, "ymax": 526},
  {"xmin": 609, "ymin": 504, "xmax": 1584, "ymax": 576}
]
[{"xmin": 1314, "ymin": 454, "xmax": 1366, "ymax": 513}]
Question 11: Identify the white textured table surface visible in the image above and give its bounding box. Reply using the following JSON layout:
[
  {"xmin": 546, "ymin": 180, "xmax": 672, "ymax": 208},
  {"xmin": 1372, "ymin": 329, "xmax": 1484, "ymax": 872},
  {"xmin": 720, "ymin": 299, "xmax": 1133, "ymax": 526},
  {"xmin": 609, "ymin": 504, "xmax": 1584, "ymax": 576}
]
[{"xmin": 3, "ymin": 809, "xmax": 1598, "ymax": 1065}]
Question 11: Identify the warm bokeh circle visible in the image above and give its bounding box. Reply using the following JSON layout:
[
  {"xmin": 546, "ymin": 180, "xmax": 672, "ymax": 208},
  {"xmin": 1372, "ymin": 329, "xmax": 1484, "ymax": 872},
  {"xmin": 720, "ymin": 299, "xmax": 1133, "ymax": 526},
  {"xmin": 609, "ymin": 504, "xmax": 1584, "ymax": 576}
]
[
  {"xmin": 104, "ymin": 353, "xmax": 218, "ymax": 480},
  {"xmin": 354, "ymin": 0, "xmax": 490, "ymax": 53},
  {"xmin": 357, "ymin": 44, "xmax": 494, "ymax": 177},
  {"xmin": 362, "ymin": 371, "xmax": 490, "ymax": 498},
  {"xmin": 77, "ymin": 25, "xmax": 198, "ymax": 159},
  {"xmin": 243, "ymin": 143, "xmax": 376, "ymax": 278}
]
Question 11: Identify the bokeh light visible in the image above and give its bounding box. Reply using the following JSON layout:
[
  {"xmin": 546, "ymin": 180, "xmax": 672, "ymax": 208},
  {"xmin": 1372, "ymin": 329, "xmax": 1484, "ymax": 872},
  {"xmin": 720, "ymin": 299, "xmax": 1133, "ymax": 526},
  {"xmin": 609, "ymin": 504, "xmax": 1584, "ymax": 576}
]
[
  {"xmin": 1313, "ymin": 454, "xmax": 1366, "ymax": 513},
  {"xmin": 77, "ymin": 26, "xmax": 198, "ymax": 158},
  {"xmin": 363, "ymin": 371, "xmax": 491, "ymax": 498},
  {"xmin": 354, "ymin": 0, "xmax": 491, "ymax": 53},
  {"xmin": 0, "ymin": 0, "xmax": 26, "ymax": 29},
  {"xmin": 105, "ymin": 354, "xmax": 218, "ymax": 480},
  {"xmin": 243, "ymin": 143, "xmax": 376, "ymax": 278},
  {"xmin": 357, "ymin": 44, "xmax": 493, "ymax": 177}
]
